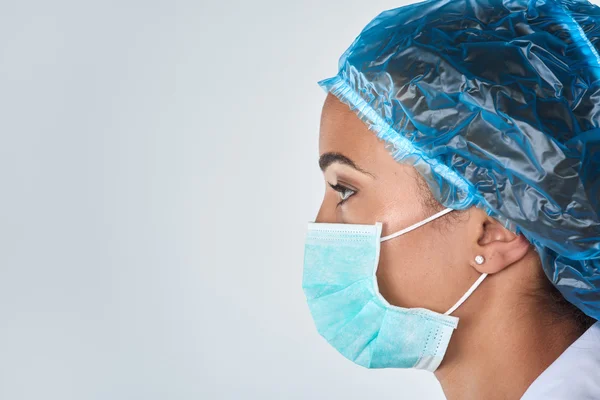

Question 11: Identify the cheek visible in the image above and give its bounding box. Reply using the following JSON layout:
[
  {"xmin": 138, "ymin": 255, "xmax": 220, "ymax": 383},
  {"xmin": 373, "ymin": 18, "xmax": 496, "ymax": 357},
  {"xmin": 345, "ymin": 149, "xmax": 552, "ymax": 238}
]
[
  {"xmin": 371, "ymin": 183, "xmax": 424, "ymax": 227},
  {"xmin": 375, "ymin": 229, "xmax": 448, "ymax": 310},
  {"xmin": 341, "ymin": 185, "xmax": 392, "ymax": 224}
]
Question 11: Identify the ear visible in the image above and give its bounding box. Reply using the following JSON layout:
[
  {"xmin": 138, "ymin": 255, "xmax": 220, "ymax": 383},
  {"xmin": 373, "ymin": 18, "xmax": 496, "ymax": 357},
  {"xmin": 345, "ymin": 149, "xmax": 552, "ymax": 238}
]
[{"xmin": 471, "ymin": 215, "xmax": 531, "ymax": 274}]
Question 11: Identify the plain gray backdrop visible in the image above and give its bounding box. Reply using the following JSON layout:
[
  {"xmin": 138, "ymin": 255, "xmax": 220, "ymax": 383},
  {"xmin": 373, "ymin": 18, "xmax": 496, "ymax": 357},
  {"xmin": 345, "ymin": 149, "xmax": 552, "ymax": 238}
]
[{"xmin": 0, "ymin": 1, "xmax": 448, "ymax": 399}]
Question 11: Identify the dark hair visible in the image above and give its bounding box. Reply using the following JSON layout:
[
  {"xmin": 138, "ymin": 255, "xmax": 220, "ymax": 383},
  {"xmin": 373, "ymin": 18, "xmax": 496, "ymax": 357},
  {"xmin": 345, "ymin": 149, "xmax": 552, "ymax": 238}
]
[
  {"xmin": 530, "ymin": 266, "xmax": 597, "ymax": 333},
  {"xmin": 412, "ymin": 170, "xmax": 597, "ymax": 334}
]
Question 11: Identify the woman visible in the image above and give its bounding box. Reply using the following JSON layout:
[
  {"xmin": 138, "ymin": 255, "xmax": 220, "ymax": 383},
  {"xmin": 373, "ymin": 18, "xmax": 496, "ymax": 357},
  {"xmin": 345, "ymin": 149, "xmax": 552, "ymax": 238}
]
[{"xmin": 302, "ymin": 0, "xmax": 600, "ymax": 398}]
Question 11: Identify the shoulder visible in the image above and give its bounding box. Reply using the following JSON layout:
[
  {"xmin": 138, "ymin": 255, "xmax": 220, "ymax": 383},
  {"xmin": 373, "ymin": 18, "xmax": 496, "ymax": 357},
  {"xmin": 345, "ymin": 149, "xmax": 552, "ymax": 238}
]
[{"xmin": 520, "ymin": 321, "xmax": 600, "ymax": 400}]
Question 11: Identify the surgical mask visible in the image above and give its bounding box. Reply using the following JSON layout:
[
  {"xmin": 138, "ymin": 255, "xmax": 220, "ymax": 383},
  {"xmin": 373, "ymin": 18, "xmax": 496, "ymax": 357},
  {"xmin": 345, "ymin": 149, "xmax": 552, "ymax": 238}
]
[{"xmin": 302, "ymin": 207, "xmax": 488, "ymax": 372}]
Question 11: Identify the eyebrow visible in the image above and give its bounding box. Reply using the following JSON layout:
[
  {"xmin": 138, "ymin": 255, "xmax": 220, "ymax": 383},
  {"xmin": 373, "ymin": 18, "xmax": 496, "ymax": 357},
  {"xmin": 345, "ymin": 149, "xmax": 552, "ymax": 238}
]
[{"xmin": 319, "ymin": 152, "xmax": 376, "ymax": 178}]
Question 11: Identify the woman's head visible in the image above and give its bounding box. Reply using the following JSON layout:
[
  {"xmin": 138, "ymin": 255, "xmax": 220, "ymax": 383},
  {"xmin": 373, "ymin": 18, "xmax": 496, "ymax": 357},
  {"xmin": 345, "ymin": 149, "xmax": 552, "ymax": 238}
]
[
  {"xmin": 316, "ymin": 92, "xmax": 596, "ymax": 332},
  {"xmin": 311, "ymin": 0, "xmax": 600, "ymax": 323}
]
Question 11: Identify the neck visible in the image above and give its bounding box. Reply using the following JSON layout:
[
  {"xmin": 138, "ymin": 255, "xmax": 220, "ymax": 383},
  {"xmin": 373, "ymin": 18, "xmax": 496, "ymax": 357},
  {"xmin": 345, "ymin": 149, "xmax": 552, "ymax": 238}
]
[{"xmin": 434, "ymin": 278, "xmax": 583, "ymax": 400}]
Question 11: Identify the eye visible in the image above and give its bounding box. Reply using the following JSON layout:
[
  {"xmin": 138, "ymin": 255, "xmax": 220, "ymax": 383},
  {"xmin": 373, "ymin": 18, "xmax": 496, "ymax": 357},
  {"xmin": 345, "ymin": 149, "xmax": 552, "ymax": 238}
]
[{"xmin": 328, "ymin": 182, "xmax": 357, "ymax": 206}]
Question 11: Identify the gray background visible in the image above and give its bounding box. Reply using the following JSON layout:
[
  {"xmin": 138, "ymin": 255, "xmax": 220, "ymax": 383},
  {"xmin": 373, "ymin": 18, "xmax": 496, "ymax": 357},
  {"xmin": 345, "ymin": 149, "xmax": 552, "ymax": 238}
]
[{"xmin": 0, "ymin": 1, "xmax": 447, "ymax": 399}]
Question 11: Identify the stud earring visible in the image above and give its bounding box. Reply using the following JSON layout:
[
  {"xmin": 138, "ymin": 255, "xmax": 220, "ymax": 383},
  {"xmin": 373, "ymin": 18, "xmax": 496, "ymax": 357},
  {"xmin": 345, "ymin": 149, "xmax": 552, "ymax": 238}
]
[{"xmin": 475, "ymin": 255, "xmax": 485, "ymax": 265}]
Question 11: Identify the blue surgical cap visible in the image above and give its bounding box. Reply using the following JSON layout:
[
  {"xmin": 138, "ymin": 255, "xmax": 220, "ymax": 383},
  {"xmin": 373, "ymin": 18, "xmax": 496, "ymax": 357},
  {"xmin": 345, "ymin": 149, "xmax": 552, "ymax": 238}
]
[{"xmin": 318, "ymin": 0, "xmax": 600, "ymax": 320}]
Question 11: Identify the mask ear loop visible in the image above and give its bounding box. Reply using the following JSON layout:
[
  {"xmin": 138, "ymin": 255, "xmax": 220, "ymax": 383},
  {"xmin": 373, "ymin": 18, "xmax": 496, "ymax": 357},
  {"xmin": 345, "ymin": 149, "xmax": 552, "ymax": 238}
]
[
  {"xmin": 380, "ymin": 207, "xmax": 454, "ymax": 242},
  {"xmin": 443, "ymin": 273, "xmax": 488, "ymax": 315},
  {"xmin": 377, "ymin": 206, "xmax": 488, "ymax": 316}
]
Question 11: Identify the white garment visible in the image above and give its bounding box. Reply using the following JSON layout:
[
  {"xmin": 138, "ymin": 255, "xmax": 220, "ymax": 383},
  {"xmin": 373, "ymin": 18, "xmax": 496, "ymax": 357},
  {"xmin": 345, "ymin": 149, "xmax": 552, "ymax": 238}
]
[{"xmin": 520, "ymin": 320, "xmax": 600, "ymax": 399}]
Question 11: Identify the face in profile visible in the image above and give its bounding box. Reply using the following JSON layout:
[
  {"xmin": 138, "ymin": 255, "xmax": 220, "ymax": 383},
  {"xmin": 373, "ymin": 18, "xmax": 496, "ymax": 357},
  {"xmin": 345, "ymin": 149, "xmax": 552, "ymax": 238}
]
[{"xmin": 315, "ymin": 92, "xmax": 487, "ymax": 313}]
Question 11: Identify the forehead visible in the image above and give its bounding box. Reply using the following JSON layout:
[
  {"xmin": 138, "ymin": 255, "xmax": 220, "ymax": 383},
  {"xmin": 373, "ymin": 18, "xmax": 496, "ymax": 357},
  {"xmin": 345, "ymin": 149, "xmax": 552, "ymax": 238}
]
[{"xmin": 319, "ymin": 93, "xmax": 391, "ymax": 169}]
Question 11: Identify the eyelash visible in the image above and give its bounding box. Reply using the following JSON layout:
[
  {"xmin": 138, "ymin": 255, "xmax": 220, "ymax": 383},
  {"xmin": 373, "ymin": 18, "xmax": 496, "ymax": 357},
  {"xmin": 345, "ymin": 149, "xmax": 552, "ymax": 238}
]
[{"xmin": 328, "ymin": 182, "xmax": 357, "ymax": 207}]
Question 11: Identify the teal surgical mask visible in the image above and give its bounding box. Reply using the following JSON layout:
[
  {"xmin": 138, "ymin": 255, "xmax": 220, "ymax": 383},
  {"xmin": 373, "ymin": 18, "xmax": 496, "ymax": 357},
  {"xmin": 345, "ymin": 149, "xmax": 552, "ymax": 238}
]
[{"xmin": 302, "ymin": 207, "xmax": 488, "ymax": 371}]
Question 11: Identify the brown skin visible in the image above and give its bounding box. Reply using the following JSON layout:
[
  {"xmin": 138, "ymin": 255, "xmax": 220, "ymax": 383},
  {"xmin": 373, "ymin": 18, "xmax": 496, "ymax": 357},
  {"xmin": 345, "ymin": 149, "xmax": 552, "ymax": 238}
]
[{"xmin": 316, "ymin": 93, "xmax": 584, "ymax": 400}]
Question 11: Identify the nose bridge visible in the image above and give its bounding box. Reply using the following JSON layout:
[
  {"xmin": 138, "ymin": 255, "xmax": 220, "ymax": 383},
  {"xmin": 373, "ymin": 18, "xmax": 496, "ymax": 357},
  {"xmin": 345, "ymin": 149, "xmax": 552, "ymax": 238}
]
[
  {"xmin": 314, "ymin": 192, "xmax": 337, "ymax": 223},
  {"xmin": 314, "ymin": 202, "xmax": 327, "ymax": 223}
]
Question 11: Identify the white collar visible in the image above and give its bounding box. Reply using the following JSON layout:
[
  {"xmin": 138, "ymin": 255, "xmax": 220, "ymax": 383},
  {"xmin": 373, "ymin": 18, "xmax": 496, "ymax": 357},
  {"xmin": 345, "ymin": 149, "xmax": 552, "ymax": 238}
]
[{"xmin": 520, "ymin": 320, "xmax": 600, "ymax": 399}]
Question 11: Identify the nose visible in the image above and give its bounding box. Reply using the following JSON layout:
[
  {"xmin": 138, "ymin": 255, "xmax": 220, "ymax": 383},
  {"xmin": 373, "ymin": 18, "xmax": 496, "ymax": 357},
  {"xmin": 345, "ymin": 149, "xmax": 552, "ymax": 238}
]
[{"xmin": 314, "ymin": 192, "xmax": 337, "ymax": 223}]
